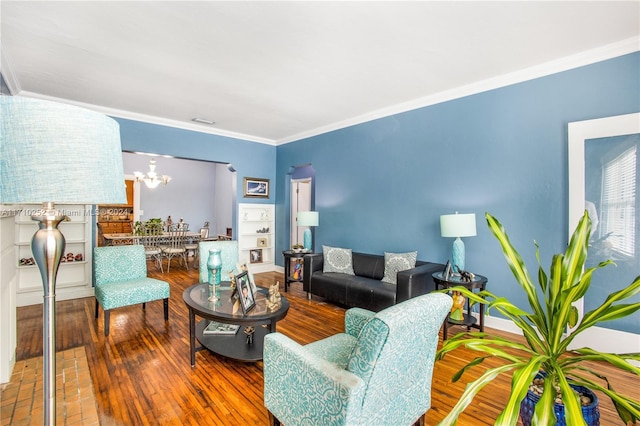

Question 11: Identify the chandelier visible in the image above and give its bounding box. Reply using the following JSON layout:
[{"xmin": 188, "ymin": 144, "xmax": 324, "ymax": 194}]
[{"xmin": 134, "ymin": 158, "xmax": 171, "ymax": 188}]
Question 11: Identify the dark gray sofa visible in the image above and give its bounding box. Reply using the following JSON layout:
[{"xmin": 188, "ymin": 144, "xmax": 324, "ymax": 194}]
[{"xmin": 303, "ymin": 252, "xmax": 445, "ymax": 311}]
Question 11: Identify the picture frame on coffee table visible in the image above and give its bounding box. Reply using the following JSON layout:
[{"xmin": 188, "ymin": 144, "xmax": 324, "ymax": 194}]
[{"xmin": 236, "ymin": 271, "xmax": 256, "ymax": 314}]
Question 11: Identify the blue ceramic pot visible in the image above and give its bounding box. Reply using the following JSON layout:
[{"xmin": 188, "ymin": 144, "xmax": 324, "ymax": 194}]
[{"xmin": 519, "ymin": 372, "xmax": 600, "ymax": 426}]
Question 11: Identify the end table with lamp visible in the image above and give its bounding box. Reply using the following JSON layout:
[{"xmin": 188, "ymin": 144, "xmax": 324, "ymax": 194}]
[{"xmin": 432, "ymin": 271, "xmax": 488, "ymax": 340}]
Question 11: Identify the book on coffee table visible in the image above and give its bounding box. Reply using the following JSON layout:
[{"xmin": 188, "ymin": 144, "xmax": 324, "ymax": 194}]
[{"xmin": 203, "ymin": 321, "xmax": 240, "ymax": 335}]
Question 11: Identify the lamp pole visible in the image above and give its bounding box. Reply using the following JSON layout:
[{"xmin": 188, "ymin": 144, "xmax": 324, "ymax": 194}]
[{"xmin": 31, "ymin": 203, "xmax": 67, "ymax": 424}]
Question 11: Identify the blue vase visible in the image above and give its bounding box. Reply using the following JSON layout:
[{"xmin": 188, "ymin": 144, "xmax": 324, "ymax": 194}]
[
  {"xmin": 303, "ymin": 228, "xmax": 312, "ymax": 251},
  {"xmin": 207, "ymin": 249, "xmax": 222, "ymax": 286}
]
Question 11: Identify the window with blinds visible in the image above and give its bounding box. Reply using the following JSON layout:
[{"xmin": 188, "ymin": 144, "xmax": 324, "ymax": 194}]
[{"xmin": 600, "ymin": 145, "xmax": 636, "ymax": 258}]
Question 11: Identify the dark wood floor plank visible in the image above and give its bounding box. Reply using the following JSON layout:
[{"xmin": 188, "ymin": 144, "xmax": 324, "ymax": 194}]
[{"xmin": 14, "ymin": 264, "xmax": 635, "ymax": 425}]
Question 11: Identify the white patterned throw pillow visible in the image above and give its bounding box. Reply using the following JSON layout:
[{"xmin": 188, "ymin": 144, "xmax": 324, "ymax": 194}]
[
  {"xmin": 381, "ymin": 251, "xmax": 417, "ymax": 284},
  {"xmin": 322, "ymin": 245, "xmax": 355, "ymax": 275}
]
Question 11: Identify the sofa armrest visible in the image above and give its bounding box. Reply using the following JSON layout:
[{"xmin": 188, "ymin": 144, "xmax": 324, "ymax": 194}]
[
  {"xmin": 345, "ymin": 308, "xmax": 375, "ymax": 337},
  {"xmin": 303, "ymin": 253, "xmax": 323, "ymax": 292},
  {"xmin": 264, "ymin": 333, "xmax": 365, "ymax": 424},
  {"xmin": 396, "ymin": 262, "xmax": 445, "ymax": 304}
]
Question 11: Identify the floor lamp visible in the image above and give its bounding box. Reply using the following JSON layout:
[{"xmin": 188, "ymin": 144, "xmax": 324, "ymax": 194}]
[{"xmin": 0, "ymin": 97, "xmax": 126, "ymax": 425}]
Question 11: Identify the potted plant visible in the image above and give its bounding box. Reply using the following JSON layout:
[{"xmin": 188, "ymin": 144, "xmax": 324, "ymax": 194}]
[{"xmin": 436, "ymin": 211, "xmax": 640, "ymax": 425}]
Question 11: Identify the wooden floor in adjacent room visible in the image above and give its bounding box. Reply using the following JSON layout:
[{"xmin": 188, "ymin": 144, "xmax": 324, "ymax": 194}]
[{"xmin": 8, "ymin": 261, "xmax": 637, "ymax": 425}]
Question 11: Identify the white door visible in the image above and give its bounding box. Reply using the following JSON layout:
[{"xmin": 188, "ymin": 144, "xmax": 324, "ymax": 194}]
[{"xmin": 290, "ymin": 178, "xmax": 312, "ymax": 247}]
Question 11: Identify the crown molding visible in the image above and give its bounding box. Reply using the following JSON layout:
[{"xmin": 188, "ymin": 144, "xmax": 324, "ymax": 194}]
[
  {"xmin": 16, "ymin": 91, "xmax": 277, "ymax": 146},
  {"xmin": 277, "ymin": 36, "xmax": 640, "ymax": 145}
]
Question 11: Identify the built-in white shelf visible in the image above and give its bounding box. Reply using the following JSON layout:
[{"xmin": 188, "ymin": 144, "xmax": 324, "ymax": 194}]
[
  {"xmin": 14, "ymin": 204, "xmax": 94, "ymax": 306},
  {"xmin": 237, "ymin": 203, "xmax": 274, "ymax": 274}
]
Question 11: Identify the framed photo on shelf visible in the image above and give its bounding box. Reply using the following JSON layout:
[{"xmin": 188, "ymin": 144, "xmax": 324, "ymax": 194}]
[
  {"xmin": 243, "ymin": 177, "xmax": 269, "ymax": 198},
  {"xmin": 257, "ymin": 237, "xmax": 267, "ymax": 247},
  {"xmin": 249, "ymin": 248, "xmax": 263, "ymax": 264},
  {"xmin": 236, "ymin": 271, "xmax": 256, "ymax": 314}
]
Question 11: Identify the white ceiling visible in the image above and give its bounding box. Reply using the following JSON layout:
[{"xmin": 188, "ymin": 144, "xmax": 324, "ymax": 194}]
[{"xmin": 1, "ymin": 1, "xmax": 639, "ymax": 145}]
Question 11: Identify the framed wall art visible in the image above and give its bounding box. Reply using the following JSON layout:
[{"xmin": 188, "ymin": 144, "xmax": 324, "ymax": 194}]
[{"xmin": 243, "ymin": 177, "xmax": 269, "ymax": 198}]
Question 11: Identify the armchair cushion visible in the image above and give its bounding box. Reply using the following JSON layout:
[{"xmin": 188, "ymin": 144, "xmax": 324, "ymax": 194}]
[
  {"xmin": 305, "ymin": 333, "xmax": 358, "ymax": 369},
  {"xmin": 95, "ymin": 277, "xmax": 170, "ymax": 311},
  {"xmin": 94, "ymin": 244, "xmax": 147, "ymax": 284}
]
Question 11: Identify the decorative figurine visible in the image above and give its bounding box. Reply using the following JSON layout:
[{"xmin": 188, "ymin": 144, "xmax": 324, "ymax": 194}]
[
  {"xmin": 450, "ymin": 291, "xmax": 466, "ymax": 321},
  {"xmin": 266, "ymin": 281, "xmax": 282, "ymax": 311},
  {"xmin": 244, "ymin": 326, "xmax": 255, "ymax": 345},
  {"xmin": 459, "ymin": 269, "xmax": 475, "ymax": 282},
  {"xmin": 292, "ymin": 259, "xmax": 303, "ymax": 280}
]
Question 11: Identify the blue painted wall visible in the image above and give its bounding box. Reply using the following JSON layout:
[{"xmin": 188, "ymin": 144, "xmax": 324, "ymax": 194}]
[{"xmin": 275, "ymin": 52, "xmax": 640, "ymax": 333}]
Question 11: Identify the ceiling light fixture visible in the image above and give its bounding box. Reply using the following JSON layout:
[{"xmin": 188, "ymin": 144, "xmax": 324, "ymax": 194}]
[
  {"xmin": 191, "ymin": 117, "xmax": 216, "ymax": 125},
  {"xmin": 134, "ymin": 158, "xmax": 171, "ymax": 188}
]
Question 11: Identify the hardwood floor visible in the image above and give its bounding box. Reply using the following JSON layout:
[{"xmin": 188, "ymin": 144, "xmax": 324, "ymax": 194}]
[{"xmin": 14, "ymin": 263, "xmax": 635, "ymax": 425}]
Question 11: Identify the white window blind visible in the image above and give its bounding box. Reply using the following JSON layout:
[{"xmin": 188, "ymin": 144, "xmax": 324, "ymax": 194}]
[{"xmin": 600, "ymin": 145, "xmax": 636, "ymax": 257}]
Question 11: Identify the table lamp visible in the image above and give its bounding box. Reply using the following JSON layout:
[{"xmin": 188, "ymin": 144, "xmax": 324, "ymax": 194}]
[
  {"xmin": 1, "ymin": 97, "xmax": 126, "ymax": 425},
  {"xmin": 297, "ymin": 211, "xmax": 319, "ymax": 251},
  {"xmin": 440, "ymin": 212, "xmax": 476, "ymax": 271}
]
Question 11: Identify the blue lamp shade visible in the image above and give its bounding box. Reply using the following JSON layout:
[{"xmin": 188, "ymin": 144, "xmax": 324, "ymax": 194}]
[
  {"xmin": 297, "ymin": 211, "xmax": 319, "ymax": 251},
  {"xmin": 0, "ymin": 96, "xmax": 126, "ymax": 204},
  {"xmin": 440, "ymin": 213, "xmax": 476, "ymax": 271}
]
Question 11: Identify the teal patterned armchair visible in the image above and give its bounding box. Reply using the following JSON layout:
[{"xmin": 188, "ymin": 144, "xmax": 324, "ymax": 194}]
[
  {"xmin": 264, "ymin": 292, "xmax": 452, "ymax": 426},
  {"xmin": 94, "ymin": 245, "xmax": 170, "ymax": 336},
  {"xmin": 198, "ymin": 240, "xmax": 239, "ymax": 282}
]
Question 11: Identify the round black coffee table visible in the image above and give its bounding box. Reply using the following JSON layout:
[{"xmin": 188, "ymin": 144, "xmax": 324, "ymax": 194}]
[{"xmin": 183, "ymin": 282, "xmax": 289, "ymax": 365}]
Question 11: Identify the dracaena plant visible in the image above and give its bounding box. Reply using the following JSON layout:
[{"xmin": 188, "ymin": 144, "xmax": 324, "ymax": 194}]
[{"xmin": 436, "ymin": 211, "xmax": 640, "ymax": 426}]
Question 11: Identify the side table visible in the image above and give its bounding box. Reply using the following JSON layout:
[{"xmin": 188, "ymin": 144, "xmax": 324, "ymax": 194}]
[
  {"xmin": 432, "ymin": 271, "xmax": 488, "ymax": 340},
  {"xmin": 282, "ymin": 250, "xmax": 310, "ymax": 292}
]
